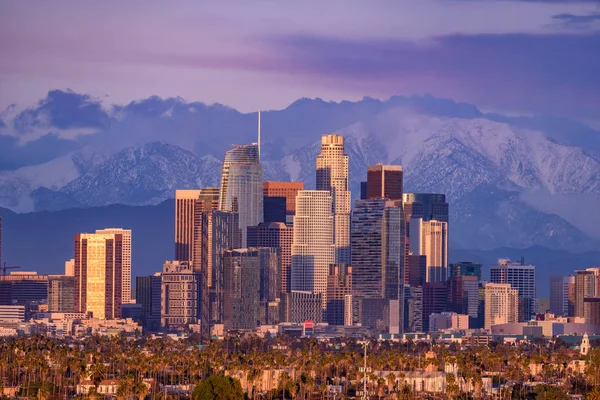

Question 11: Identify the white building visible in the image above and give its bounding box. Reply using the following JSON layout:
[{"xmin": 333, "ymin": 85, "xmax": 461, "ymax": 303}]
[
  {"xmin": 484, "ymin": 283, "xmax": 519, "ymax": 330},
  {"xmin": 490, "ymin": 259, "xmax": 535, "ymax": 320}
]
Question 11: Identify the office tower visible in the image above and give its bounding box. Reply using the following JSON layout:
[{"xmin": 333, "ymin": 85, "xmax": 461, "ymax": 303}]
[
  {"xmin": 326, "ymin": 265, "xmax": 353, "ymax": 326},
  {"xmin": 360, "ymin": 182, "xmax": 367, "ymax": 200},
  {"xmin": 161, "ymin": 261, "xmax": 200, "ymax": 330},
  {"xmin": 422, "ymin": 282, "xmax": 448, "ymax": 332},
  {"xmin": 175, "ymin": 188, "xmax": 219, "ymax": 272},
  {"xmin": 575, "ymin": 268, "xmax": 600, "ymax": 318},
  {"xmin": 409, "ymin": 218, "xmax": 448, "ymax": 282},
  {"xmin": 403, "ymin": 193, "xmax": 449, "ymax": 282},
  {"xmin": 484, "ymin": 283, "xmax": 519, "ymax": 329},
  {"xmin": 0, "ymin": 272, "xmax": 48, "ymax": 316},
  {"xmin": 74, "ymin": 232, "xmax": 123, "ymax": 319},
  {"xmin": 550, "ymin": 275, "xmax": 575, "ymax": 317},
  {"xmin": 65, "ymin": 259, "xmax": 75, "ymax": 276},
  {"xmin": 263, "ymin": 181, "xmax": 304, "ymax": 225},
  {"xmin": 196, "ymin": 211, "xmax": 241, "ymax": 333},
  {"xmin": 351, "ymin": 200, "xmax": 405, "ymax": 300},
  {"xmin": 406, "ymin": 255, "xmax": 426, "ymax": 286},
  {"xmin": 448, "ymin": 262, "xmax": 482, "ymax": 281},
  {"xmin": 248, "ymin": 222, "xmax": 293, "ymax": 294},
  {"xmin": 316, "ymin": 134, "xmax": 351, "ymax": 264},
  {"xmin": 263, "ymin": 196, "xmax": 286, "ymax": 223},
  {"xmin": 48, "ymin": 275, "xmax": 75, "ymax": 312},
  {"xmin": 490, "ymin": 259, "xmax": 536, "ymax": 321},
  {"xmin": 96, "ymin": 228, "xmax": 132, "ymax": 304},
  {"xmin": 402, "ymin": 193, "xmax": 449, "ymax": 223},
  {"xmin": 404, "ymin": 285, "xmax": 423, "ymax": 333},
  {"xmin": 0, "ymin": 216, "xmax": 2, "ymax": 268},
  {"xmin": 291, "ymin": 190, "xmax": 334, "ymax": 308},
  {"xmin": 366, "ymin": 164, "xmax": 403, "ymax": 200},
  {"xmin": 281, "ymin": 291, "xmax": 323, "ymax": 323},
  {"xmin": 136, "ymin": 274, "xmax": 162, "ymax": 331},
  {"xmin": 448, "ymin": 275, "xmax": 479, "ymax": 318},
  {"xmin": 219, "ymin": 143, "xmax": 263, "ymax": 247},
  {"xmin": 584, "ymin": 298, "xmax": 600, "ymax": 325}
]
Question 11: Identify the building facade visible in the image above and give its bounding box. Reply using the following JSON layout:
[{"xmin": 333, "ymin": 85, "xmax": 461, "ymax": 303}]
[
  {"xmin": 248, "ymin": 222, "xmax": 293, "ymax": 294},
  {"xmin": 291, "ymin": 190, "xmax": 334, "ymax": 308},
  {"xmin": 484, "ymin": 283, "xmax": 519, "ymax": 330},
  {"xmin": 136, "ymin": 273, "xmax": 162, "ymax": 331},
  {"xmin": 326, "ymin": 264, "xmax": 353, "ymax": 326},
  {"xmin": 490, "ymin": 259, "xmax": 536, "ymax": 321},
  {"xmin": 96, "ymin": 228, "xmax": 132, "ymax": 304},
  {"xmin": 161, "ymin": 261, "xmax": 200, "ymax": 330},
  {"xmin": 316, "ymin": 134, "xmax": 351, "ymax": 264},
  {"xmin": 409, "ymin": 219, "xmax": 448, "ymax": 283},
  {"xmin": 366, "ymin": 164, "xmax": 403, "ymax": 200},
  {"xmin": 263, "ymin": 181, "xmax": 304, "ymax": 225},
  {"xmin": 218, "ymin": 143, "xmax": 263, "ymax": 247},
  {"xmin": 575, "ymin": 268, "xmax": 600, "ymax": 318},
  {"xmin": 280, "ymin": 291, "xmax": 323, "ymax": 323},
  {"xmin": 448, "ymin": 262, "xmax": 482, "ymax": 281},
  {"xmin": 74, "ymin": 232, "xmax": 124, "ymax": 319},
  {"xmin": 48, "ymin": 275, "xmax": 75, "ymax": 312},
  {"xmin": 550, "ymin": 275, "xmax": 575, "ymax": 317}
]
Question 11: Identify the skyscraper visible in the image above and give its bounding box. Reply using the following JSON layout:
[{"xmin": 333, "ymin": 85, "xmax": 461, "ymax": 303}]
[
  {"xmin": 74, "ymin": 232, "xmax": 124, "ymax": 319},
  {"xmin": 263, "ymin": 181, "xmax": 304, "ymax": 225},
  {"xmin": 574, "ymin": 268, "xmax": 600, "ymax": 319},
  {"xmin": 422, "ymin": 282, "xmax": 448, "ymax": 332},
  {"xmin": 316, "ymin": 134, "xmax": 351, "ymax": 264},
  {"xmin": 263, "ymin": 196, "xmax": 287, "ymax": 224},
  {"xmin": 0, "ymin": 216, "xmax": 2, "ymax": 269},
  {"xmin": 96, "ymin": 228, "xmax": 132, "ymax": 304},
  {"xmin": 136, "ymin": 273, "xmax": 162, "ymax": 331},
  {"xmin": 549, "ymin": 275, "xmax": 575, "ymax": 317},
  {"xmin": 161, "ymin": 261, "xmax": 200, "ymax": 330},
  {"xmin": 447, "ymin": 275, "xmax": 479, "ymax": 318},
  {"xmin": 484, "ymin": 283, "xmax": 519, "ymax": 329},
  {"xmin": 48, "ymin": 275, "xmax": 75, "ymax": 312},
  {"xmin": 175, "ymin": 188, "xmax": 219, "ymax": 272},
  {"xmin": 291, "ymin": 190, "xmax": 334, "ymax": 308},
  {"xmin": 366, "ymin": 164, "xmax": 403, "ymax": 200},
  {"xmin": 448, "ymin": 262, "xmax": 482, "ymax": 281},
  {"xmin": 404, "ymin": 285, "xmax": 423, "ymax": 332},
  {"xmin": 247, "ymin": 222, "xmax": 293, "ymax": 294},
  {"xmin": 351, "ymin": 200, "xmax": 405, "ymax": 300},
  {"xmin": 326, "ymin": 264, "xmax": 353, "ymax": 326},
  {"xmin": 409, "ymin": 218, "xmax": 448, "ymax": 282},
  {"xmin": 490, "ymin": 259, "xmax": 536, "ymax": 321},
  {"xmin": 219, "ymin": 143, "xmax": 263, "ymax": 247}
]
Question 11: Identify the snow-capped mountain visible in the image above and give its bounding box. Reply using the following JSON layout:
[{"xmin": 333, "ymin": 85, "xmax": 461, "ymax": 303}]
[{"xmin": 1, "ymin": 90, "xmax": 599, "ymax": 251}]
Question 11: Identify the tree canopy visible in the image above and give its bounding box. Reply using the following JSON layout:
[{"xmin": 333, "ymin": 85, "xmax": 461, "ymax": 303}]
[{"xmin": 192, "ymin": 374, "xmax": 244, "ymax": 400}]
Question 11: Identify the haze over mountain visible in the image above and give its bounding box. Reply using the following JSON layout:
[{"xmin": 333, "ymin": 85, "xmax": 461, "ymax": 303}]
[{"xmin": 1, "ymin": 90, "xmax": 600, "ymax": 253}]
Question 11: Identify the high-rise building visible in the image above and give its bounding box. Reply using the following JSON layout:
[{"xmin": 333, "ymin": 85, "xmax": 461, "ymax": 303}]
[
  {"xmin": 161, "ymin": 261, "xmax": 200, "ymax": 330},
  {"xmin": 584, "ymin": 298, "xmax": 600, "ymax": 325},
  {"xmin": 200, "ymin": 211, "xmax": 240, "ymax": 331},
  {"xmin": 291, "ymin": 190, "xmax": 334, "ymax": 308},
  {"xmin": 65, "ymin": 259, "xmax": 75, "ymax": 276},
  {"xmin": 219, "ymin": 143, "xmax": 263, "ymax": 247},
  {"xmin": 48, "ymin": 275, "xmax": 75, "ymax": 312},
  {"xmin": 263, "ymin": 181, "xmax": 304, "ymax": 225},
  {"xmin": 490, "ymin": 259, "xmax": 536, "ymax": 321},
  {"xmin": 96, "ymin": 228, "xmax": 132, "ymax": 304},
  {"xmin": 550, "ymin": 275, "xmax": 575, "ymax": 317},
  {"xmin": 316, "ymin": 134, "xmax": 351, "ymax": 264},
  {"xmin": 366, "ymin": 164, "xmax": 403, "ymax": 200},
  {"xmin": 0, "ymin": 216, "xmax": 3, "ymax": 269},
  {"xmin": 175, "ymin": 188, "xmax": 219, "ymax": 273},
  {"xmin": 404, "ymin": 285, "xmax": 423, "ymax": 333},
  {"xmin": 351, "ymin": 200, "xmax": 405, "ymax": 300},
  {"xmin": 447, "ymin": 275, "xmax": 479, "ymax": 318},
  {"xmin": 409, "ymin": 218, "xmax": 448, "ymax": 283},
  {"xmin": 280, "ymin": 291, "xmax": 323, "ymax": 323},
  {"xmin": 263, "ymin": 196, "xmax": 286, "ymax": 224},
  {"xmin": 0, "ymin": 272, "xmax": 48, "ymax": 316},
  {"xmin": 74, "ymin": 232, "xmax": 124, "ymax": 319},
  {"xmin": 247, "ymin": 222, "xmax": 293, "ymax": 294},
  {"xmin": 574, "ymin": 268, "xmax": 600, "ymax": 319},
  {"xmin": 326, "ymin": 265, "xmax": 353, "ymax": 326},
  {"xmin": 448, "ymin": 262, "xmax": 482, "ymax": 281},
  {"xmin": 406, "ymin": 255, "xmax": 426, "ymax": 286},
  {"xmin": 136, "ymin": 273, "xmax": 162, "ymax": 331},
  {"xmin": 422, "ymin": 282, "xmax": 448, "ymax": 332},
  {"xmin": 484, "ymin": 283, "xmax": 519, "ymax": 329}
]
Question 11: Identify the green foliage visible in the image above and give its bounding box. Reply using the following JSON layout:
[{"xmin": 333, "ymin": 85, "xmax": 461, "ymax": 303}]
[
  {"xmin": 192, "ymin": 374, "xmax": 244, "ymax": 400},
  {"xmin": 534, "ymin": 384, "xmax": 570, "ymax": 400}
]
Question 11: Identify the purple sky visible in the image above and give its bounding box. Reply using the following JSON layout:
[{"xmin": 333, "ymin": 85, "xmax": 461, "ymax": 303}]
[{"xmin": 1, "ymin": 1, "xmax": 599, "ymax": 119}]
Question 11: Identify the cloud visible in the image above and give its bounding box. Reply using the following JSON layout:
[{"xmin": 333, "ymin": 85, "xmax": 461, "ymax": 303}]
[
  {"xmin": 265, "ymin": 32, "xmax": 600, "ymax": 119},
  {"xmin": 0, "ymin": 133, "xmax": 81, "ymax": 171},
  {"xmin": 13, "ymin": 89, "xmax": 110, "ymax": 133},
  {"xmin": 552, "ymin": 12, "xmax": 600, "ymax": 28}
]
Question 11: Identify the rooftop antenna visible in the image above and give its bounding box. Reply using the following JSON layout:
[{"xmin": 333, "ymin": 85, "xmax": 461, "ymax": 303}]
[{"xmin": 257, "ymin": 109, "xmax": 261, "ymax": 161}]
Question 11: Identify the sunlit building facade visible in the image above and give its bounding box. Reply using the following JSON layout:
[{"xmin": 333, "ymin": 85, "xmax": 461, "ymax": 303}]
[{"xmin": 96, "ymin": 228, "xmax": 131, "ymax": 304}]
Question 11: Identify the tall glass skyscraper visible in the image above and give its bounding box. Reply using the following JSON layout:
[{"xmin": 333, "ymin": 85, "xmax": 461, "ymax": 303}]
[
  {"xmin": 316, "ymin": 134, "xmax": 351, "ymax": 264},
  {"xmin": 218, "ymin": 143, "xmax": 263, "ymax": 247},
  {"xmin": 351, "ymin": 199, "xmax": 405, "ymax": 300}
]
